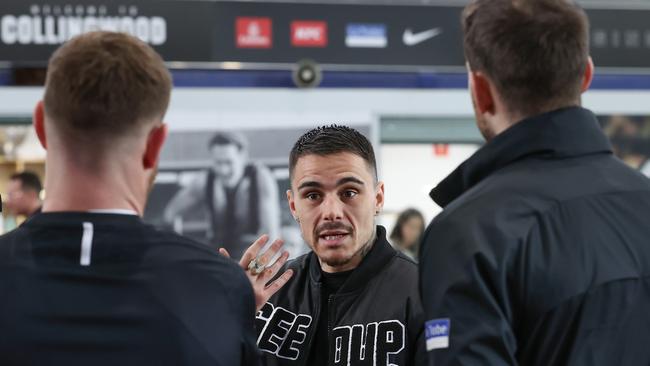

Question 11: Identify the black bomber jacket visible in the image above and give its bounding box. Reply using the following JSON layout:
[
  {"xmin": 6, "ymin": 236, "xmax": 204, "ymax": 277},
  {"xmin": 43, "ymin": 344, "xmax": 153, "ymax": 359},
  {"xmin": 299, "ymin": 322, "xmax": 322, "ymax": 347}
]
[{"xmin": 256, "ymin": 226, "xmax": 426, "ymax": 366}]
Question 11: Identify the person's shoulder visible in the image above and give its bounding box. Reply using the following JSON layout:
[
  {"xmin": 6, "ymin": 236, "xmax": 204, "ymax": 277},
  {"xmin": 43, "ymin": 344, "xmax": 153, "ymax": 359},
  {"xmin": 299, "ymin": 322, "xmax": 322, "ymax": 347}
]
[
  {"xmin": 430, "ymin": 161, "xmax": 556, "ymax": 233},
  {"xmin": 389, "ymin": 251, "xmax": 418, "ymax": 277},
  {"xmin": 248, "ymin": 161, "xmax": 275, "ymax": 179},
  {"xmin": 0, "ymin": 226, "xmax": 27, "ymax": 241},
  {"xmin": 188, "ymin": 170, "xmax": 210, "ymax": 189},
  {"xmin": 145, "ymin": 232, "xmax": 255, "ymax": 327},
  {"xmin": 249, "ymin": 160, "xmax": 270, "ymax": 170},
  {"xmin": 145, "ymin": 226, "xmax": 253, "ymax": 297},
  {"xmin": 394, "ymin": 250, "xmax": 418, "ymax": 267},
  {"xmin": 372, "ymin": 248, "xmax": 420, "ymax": 300},
  {"xmin": 137, "ymin": 223, "xmax": 240, "ymax": 269},
  {"xmin": 286, "ymin": 251, "xmax": 311, "ymax": 272},
  {"xmin": 0, "ymin": 227, "xmax": 29, "ymax": 261},
  {"xmin": 156, "ymin": 229, "xmax": 247, "ymax": 269}
]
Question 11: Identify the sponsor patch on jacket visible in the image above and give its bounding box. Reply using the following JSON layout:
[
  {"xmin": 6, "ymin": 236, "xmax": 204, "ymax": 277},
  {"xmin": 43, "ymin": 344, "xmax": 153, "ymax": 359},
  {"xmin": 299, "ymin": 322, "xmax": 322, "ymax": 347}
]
[{"xmin": 425, "ymin": 318, "xmax": 450, "ymax": 351}]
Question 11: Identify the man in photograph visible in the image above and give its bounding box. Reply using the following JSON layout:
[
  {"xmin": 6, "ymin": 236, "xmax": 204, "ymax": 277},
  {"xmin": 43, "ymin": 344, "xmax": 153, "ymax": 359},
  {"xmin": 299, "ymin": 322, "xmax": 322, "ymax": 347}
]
[{"xmin": 164, "ymin": 131, "xmax": 281, "ymax": 259}]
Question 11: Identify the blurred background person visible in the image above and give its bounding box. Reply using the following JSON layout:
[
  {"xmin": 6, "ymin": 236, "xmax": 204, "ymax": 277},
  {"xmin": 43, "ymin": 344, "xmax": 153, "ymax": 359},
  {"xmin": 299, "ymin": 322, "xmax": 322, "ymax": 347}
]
[
  {"xmin": 389, "ymin": 207, "xmax": 424, "ymax": 261},
  {"xmin": 602, "ymin": 115, "xmax": 650, "ymax": 177},
  {"xmin": 164, "ymin": 131, "xmax": 280, "ymax": 259},
  {"xmin": 5, "ymin": 171, "xmax": 42, "ymax": 220}
]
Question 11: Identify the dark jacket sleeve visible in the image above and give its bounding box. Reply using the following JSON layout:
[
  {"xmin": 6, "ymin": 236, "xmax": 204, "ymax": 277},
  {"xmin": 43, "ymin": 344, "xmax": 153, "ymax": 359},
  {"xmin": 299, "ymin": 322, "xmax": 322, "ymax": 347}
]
[
  {"xmin": 419, "ymin": 216, "xmax": 519, "ymax": 366},
  {"xmin": 411, "ymin": 306, "xmax": 428, "ymax": 366},
  {"xmin": 234, "ymin": 268, "xmax": 262, "ymax": 366},
  {"xmin": 215, "ymin": 257, "xmax": 262, "ymax": 366}
]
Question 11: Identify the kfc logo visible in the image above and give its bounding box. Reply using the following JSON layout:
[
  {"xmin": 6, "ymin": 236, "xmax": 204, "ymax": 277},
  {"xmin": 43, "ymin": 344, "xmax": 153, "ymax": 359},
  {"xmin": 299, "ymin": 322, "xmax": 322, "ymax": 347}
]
[
  {"xmin": 291, "ymin": 21, "xmax": 327, "ymax": 47},
  {"xmin": 236, "ymin": 17, "xmax": 272, "ymax": 48}
]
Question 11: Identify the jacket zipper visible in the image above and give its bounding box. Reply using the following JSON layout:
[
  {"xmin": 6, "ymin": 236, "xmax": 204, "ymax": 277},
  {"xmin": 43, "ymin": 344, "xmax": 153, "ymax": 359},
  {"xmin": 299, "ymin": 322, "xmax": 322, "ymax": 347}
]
[
  {"xmin": 327, "ymin": 295, "xmax": 333, "ymax": 365},
  {"xmin": 301, "ymin": 283, "xmax": 322, "ymax": 366}
]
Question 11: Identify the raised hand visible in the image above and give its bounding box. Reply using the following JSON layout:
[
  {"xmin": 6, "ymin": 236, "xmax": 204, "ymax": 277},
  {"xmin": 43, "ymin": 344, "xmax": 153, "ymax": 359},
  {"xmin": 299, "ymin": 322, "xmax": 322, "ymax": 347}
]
[{"xmin": 219, "ymin": 235, "xmax": 294, "ymax": 312}]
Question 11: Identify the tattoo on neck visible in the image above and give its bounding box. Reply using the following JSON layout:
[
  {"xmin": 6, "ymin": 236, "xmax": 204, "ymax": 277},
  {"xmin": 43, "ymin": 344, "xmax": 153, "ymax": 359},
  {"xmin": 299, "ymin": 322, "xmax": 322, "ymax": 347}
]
[{"xmin": 358, "ymin": 232, "xmax": 376, "ymax": 259}]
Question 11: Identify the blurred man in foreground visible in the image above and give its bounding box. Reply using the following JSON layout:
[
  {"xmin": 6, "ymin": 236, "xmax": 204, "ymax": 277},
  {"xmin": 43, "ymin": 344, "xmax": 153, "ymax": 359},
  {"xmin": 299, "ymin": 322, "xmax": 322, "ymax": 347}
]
[
  {"xmin": 0, "ymin": 31, "xmax": 289, "ymax": 365},
  {"xmin": 420, "ymin": 1, "xmax": 650, "ymax": 365}
]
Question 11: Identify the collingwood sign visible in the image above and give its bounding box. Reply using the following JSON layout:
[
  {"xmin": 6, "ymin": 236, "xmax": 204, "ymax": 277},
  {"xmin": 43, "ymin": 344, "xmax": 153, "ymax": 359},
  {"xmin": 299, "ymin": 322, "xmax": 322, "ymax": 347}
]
[
  {"xmin": 1, "ymin": 4, "xmax": 167, "ymax": 46},
  {"xmin": 1, "ymin": 1, "xmax": 648, "ymax": 71}
]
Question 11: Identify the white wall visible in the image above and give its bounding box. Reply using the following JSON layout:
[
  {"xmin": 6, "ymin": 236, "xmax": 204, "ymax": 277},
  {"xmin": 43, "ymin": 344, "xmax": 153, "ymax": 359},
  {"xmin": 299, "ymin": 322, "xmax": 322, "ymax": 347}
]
[
  {"xmin": 0, "ymin": 87, "xmax": 475, "ymax": 127},
  {"xmin": 4, "ymin": 87, "xmax": 650, "ymax": 122},
  {"xmin": 379, "ymin": 143, "xmax": 480, "ymax": 231}
]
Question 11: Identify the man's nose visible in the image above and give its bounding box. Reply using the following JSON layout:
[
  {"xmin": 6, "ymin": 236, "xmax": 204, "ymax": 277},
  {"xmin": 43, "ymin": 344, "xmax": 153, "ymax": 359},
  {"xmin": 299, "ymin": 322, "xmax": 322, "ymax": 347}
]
[{"xmin": 321, "ymin": 194, "xmax": 344, "ymax": 221}]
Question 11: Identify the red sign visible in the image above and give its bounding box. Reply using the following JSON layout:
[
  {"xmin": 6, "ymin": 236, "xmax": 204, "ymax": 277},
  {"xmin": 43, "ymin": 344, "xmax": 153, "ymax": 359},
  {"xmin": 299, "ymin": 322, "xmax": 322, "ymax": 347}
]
[
  {"xmin": 236, "ymin": 17, "xmax": 273, "ymax": 48},
  {"xmin": 291, "ymin": 21, "xmax": 328, "ymax": 47},
  {"xmin": 433, "ymin": 144, "xmax": 449, "ymax": 156}
]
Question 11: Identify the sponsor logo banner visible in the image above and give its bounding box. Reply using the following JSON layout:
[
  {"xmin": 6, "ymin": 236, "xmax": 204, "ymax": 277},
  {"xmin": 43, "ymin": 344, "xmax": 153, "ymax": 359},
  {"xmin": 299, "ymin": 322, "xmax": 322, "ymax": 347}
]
[
  {"xmin": 2, "ymin": 1, "xmax": 648, "ymax": 73},
  {"xmin": 345, "ymin": 23, "xmax": 387, "ymax": 48},
  {"xmin": 236, "ymin": 16, "xmax": 272, "ymax": 49},
  {"xmin": 291, "ymin": 20, "xmax": 327, "ymax": 47}
]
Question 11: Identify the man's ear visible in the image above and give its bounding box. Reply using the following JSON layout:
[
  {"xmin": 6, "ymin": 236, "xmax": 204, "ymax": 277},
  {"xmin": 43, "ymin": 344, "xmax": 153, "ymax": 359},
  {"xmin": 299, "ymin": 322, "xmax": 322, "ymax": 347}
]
[
  {"xmin": 375, "ymin": 181, "xmax": 385, "ymax": 213},
  {"xmin": 287, "ymin": 189, "xmax": 297, "ymax": 219},
  {"xmin": 33, "ymin": 100, "xmax": 47, "ymax": 149},
  {"xmin": 581, "ymin": 56, "xmax": 594, "ymax": 93},
  {"xmin": 143, "ymin": 123, "xmax": 168, "ymax": 169},
  {"xmin": 469, "ymin": 71, "xmax": 496, "ymax": 116}
]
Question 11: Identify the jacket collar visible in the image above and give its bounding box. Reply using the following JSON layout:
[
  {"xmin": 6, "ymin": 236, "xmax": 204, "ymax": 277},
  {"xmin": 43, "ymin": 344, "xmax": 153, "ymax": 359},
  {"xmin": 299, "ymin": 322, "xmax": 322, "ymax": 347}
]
[
  {"xmin": 430, "ymin": 107, "xmax": 613, "ymax": 208},
  {"xmin": 308, "ymin": 225, "xmax": 396, "ymax": 294}
]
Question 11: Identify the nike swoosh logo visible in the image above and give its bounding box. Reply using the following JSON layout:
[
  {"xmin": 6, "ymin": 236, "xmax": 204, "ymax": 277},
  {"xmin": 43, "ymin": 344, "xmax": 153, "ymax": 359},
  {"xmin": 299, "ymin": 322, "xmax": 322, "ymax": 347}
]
[{"xmin": 403, "ymin": 27, "xmax": 442, "ymax": 46}]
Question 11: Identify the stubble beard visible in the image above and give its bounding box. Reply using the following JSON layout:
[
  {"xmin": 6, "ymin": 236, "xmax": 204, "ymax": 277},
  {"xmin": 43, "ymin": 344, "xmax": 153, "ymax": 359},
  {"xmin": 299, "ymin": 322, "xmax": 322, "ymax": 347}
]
[{"xmin": 321, "ymin": 230, "xmax": 376, "ymax": 269}]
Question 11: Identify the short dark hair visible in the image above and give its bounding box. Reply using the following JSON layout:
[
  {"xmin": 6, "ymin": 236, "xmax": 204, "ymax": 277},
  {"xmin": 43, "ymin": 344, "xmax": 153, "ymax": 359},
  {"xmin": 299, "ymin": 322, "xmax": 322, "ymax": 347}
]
[
  {"xmin": 10, "ymin": 171, "xmax": 42, "ymax": 194},
  {"xmin": 208, "ymin": 131, "xmax": 248, "ymax": 151},
  {"xmin": 462, "ymin": 0, "xmax": 589, "ymax": 116},
  {"xmin": 44, "ymin": 31, "xmax": 172, "ymax": 142},
  {"xmin": 289, "ymin": 125, "xmax": 377, "ymax": 181}
]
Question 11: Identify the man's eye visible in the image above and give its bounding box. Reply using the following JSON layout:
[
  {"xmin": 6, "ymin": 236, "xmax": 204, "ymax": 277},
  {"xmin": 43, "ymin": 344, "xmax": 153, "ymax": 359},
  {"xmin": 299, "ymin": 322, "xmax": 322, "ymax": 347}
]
[
  {"xmin": 342, "ymin": 190, "xmax": 358, "ymax": 198},
  {"xmin": 306, "ymin": 193, "xmax": 320, "ymax": 200}
]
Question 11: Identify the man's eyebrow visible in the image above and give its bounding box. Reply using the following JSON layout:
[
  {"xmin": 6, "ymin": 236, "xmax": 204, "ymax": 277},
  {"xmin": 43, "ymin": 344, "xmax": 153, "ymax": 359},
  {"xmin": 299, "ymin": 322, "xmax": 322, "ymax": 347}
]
[
  {"xmin": 297, "ymin": 177, "xmax": 365, "ymax": 191},
  {"xmin": 336, "ymin": 177, "xmax": 364, "ymax": 186},
  {"xmin": 297, "ymin": 181, "xmax": 323, "ymax": 190}
]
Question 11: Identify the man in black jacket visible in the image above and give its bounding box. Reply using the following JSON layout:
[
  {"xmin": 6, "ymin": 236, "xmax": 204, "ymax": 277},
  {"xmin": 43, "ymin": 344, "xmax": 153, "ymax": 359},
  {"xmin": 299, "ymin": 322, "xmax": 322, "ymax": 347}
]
[
  {"xmin": 420, "ymin": 1, "xmax": 650, "ymax": 365},
  {"xmin": 0, "ymin": 31, "xmax": 287, "ymax": 365},
  {"xmin": 255, "ymin": 125, "xmax": 426, "ymax": 365}
]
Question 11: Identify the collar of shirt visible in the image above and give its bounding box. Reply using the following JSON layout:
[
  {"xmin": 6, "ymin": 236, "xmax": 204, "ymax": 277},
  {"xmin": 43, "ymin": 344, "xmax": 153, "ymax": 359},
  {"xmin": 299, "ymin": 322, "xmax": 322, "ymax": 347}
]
[
  {"xmin": 430, "ymin": 106, "xmax": 613, "ymax": 208},
  {"xmin": 308, "ymin": 225, "xmax": 397, "ymax": 295},
  {"xmin": 87, "ymin": 209, "xmax": 138, "ymax": 216}
]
